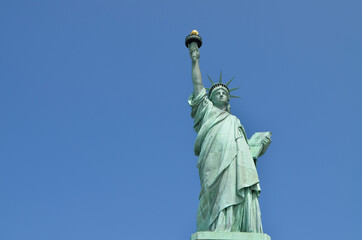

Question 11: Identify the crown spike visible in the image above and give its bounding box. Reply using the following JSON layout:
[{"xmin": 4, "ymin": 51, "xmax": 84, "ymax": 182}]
[
  {"xmin": 207, "ymin": 75, "xmax": 215, "ymax": 85},
  {"xmin": 219, "ymin": 70, "xmax": 223, "ymax": 83},
  {"xmin": 230, "ymin": 95, "xmax": 241, "ymax": 98},
  {"xmin": 229, "ymin": 87, "xmax": 240, "ymax": 92},
  {"xmin": 226, "ymin": 76, "xmax": 235, "ymax": 86}
]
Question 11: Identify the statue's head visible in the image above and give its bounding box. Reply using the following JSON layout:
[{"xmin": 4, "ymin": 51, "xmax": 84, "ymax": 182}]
[
  {"xmin": 209, "ymin": 85, "xmax": 231, "ymax": 110},
  {"xmin": 207, "ymin": 72, "xmax": 240, "ymax": 112}
]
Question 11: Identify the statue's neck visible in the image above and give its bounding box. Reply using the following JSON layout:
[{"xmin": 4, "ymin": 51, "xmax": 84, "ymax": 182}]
[
  {"xmin": 213, "ymin": 102, "xmax": 228, "ymax": 112},
  {"xmin": 216, "ymin": 105, "xmax": 227, "ymax": 111}
]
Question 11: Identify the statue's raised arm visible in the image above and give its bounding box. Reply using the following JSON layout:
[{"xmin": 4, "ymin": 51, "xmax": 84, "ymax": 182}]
[
  {"xmin": 186, "ymin": 31, "xmax": 204, "ymax": 96},
  {"xmin": 189, "ymin": 43, "xmax": 203, "ymax": 96}
]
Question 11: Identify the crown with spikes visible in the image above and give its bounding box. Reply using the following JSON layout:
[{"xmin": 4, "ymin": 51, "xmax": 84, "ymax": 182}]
[{"xmin": 205, "ymin": 71, "xmax": 240, "ymax": 99}]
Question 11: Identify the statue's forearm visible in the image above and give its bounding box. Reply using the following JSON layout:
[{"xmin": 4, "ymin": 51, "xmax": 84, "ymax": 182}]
[{"xmin": 192, "ymin": 60, "xmax": 203, "ymax": 96}]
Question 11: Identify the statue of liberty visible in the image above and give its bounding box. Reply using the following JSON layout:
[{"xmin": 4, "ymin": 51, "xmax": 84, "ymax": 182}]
[{"xmin": 186, "ymin": 30, "xmax": 271, "ymax": 233}]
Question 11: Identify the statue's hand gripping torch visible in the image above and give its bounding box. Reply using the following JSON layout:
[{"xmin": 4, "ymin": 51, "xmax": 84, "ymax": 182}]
[{"xmin": 185, "ymin": 30, "xmax": 203, "ymax": 61}]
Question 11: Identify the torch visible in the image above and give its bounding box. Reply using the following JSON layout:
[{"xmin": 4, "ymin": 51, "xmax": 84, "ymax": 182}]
[{"xmin": 185, "ymin": 30, "xmax": 203, "ymax": 59}]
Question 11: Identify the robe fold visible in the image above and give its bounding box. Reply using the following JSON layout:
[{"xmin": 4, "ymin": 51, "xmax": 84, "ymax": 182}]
[{"xmin": 188, "ymin": 88, "xmax": 263, "ymax": 233}]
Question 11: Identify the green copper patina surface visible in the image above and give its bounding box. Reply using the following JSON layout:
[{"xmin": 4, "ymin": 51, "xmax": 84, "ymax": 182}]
[{"xmin": 186, "ymin": 31, "xmax": 271, "ymax": 233}]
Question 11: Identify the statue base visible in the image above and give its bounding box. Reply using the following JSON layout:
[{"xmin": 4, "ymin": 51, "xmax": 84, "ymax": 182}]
[{"xmin": 191, "ymin": 232, "xmax": 271, "ymax": 240}]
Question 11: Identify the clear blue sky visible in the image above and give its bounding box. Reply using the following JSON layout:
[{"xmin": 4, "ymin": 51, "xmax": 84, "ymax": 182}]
[{"xmin": 1, "ymin": 1, "xmax": 362, "ymax": 240}]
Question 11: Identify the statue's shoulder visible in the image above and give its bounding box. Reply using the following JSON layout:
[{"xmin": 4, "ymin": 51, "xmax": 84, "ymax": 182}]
[{"xmin": 228, "ymin": 113, "xmax": 240, "ymax": 121}]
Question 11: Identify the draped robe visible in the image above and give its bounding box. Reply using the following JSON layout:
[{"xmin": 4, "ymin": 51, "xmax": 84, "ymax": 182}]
[{"xmin": 188, "ymin": 88, "xmax": 263, "ymax": 233}]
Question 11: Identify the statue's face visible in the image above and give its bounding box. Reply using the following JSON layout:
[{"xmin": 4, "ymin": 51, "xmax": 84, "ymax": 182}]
[{"xmin": 210, "ymin": 88, "xmax": 229, "ymax": 107}]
